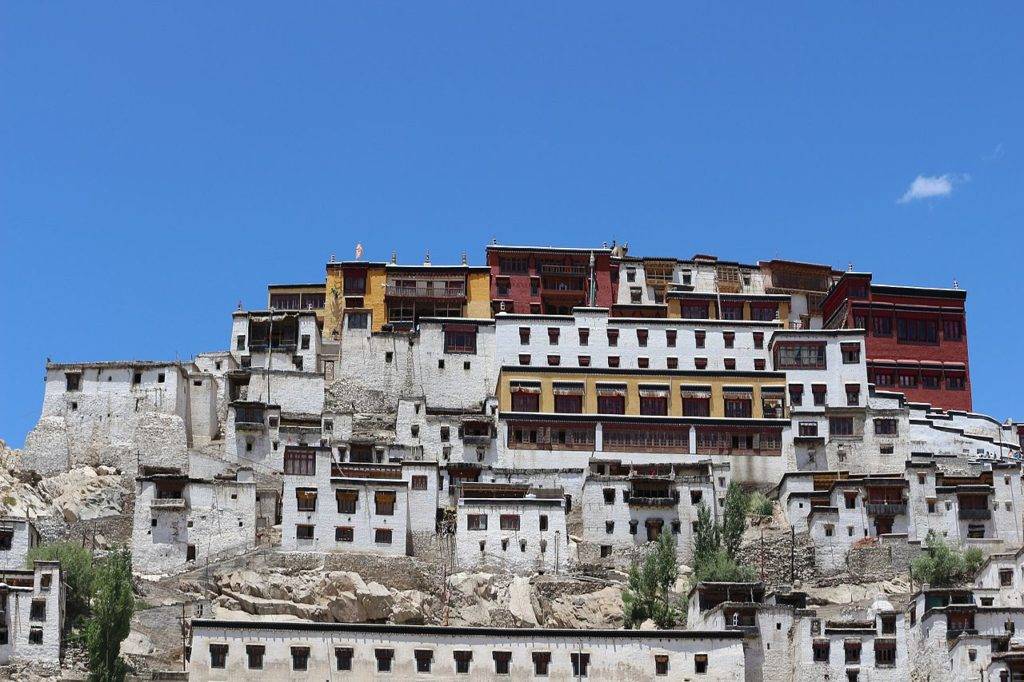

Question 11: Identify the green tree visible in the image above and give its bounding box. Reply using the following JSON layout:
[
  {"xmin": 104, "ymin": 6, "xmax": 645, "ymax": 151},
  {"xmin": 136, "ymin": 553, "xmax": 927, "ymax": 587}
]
[
  {"xmin": 721, "ymin": 483, "xmax": 749, "ymax": 561},
  {"xmin": 622, "ymin": 532, "xmax": 681, "ymax": 628},
  {"xmin": 85, "ymin": 547, "xmax": 134, "ymax": 682},
  {"xmin": 689, "ymin": 500, "xmax": 756, "ymax": 584},
  {"xmin": 692, "ymin": 502, "xmax": 719, "ymax": 570},
  {"xmin": 27, "ymin": 542, "xmax": 96, "ymax": 627},
  {"xmin": 911, "ymin": 531, "xmax": 982, "ymax": 587}
]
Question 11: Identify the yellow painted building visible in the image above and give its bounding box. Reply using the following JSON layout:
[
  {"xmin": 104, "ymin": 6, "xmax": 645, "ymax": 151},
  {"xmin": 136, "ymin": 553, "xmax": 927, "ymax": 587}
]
[
  {"xmin": 497, "ymin": 366, "xmax": 786, "ymax": 418},
  {"xmin": 324, "ymin": 261, "xmax": 492, "ymax": 334}
]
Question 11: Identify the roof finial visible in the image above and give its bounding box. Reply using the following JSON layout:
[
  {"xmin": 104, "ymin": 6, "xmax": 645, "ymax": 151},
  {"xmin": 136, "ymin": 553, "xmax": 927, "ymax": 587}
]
[
  {"xmin": 355, "ymin": 243, "xmax": 364, "ymax": 260},
  {"xmin": 390, "ymin": 250, "xmax": 397, "ymax": 265},
  {"xmin": 237, "ymin": 300, "xmax": 243, "ymax": 311},
  {"xmin": 848, "ymin": 262, "xmax": 854, "ymax": 272},
  {"xmin": 952, "ymin": 277, "xmax": 959, "ymax": 290},
  {"xmin": 330, "ymin": 253, "xmax": 336, "ymax": 263},
  {"xmin": 461, "ymin": 250, "xmax": 467, "ymax": 265},
  {"xmin": 424, "ymin": 250, "xmax": 431, "ymax": 266}
]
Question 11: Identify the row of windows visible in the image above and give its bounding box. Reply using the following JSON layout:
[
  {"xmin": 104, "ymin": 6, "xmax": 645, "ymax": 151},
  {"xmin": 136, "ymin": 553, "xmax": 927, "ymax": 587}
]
[
  {"xmin": 856, "ymin": 315, "xmax": 964, "ymax": 343},
  {"xmin": 209, "ymin": 643, "xmax": 699, "ymax": 676},
  {"xmin": 789, "ymin": 383, "xmax": 861, "ymax": 407},
  {"xmin": 516, "ymin": 354, "xmax": 764, "ymax": 371},
  {"xmin": 509, "ymin": 392, "xmax": 782, "ymax": 418},
  {"xmin": 519, "ymin": 327, "xmax": 765, "ymax": 350},
  {"xmin": 465, "ymin": 513, "xmax": 549, "ymax": 531},
  {"xmin": 295, "ymin": 524, "xmax": 395, "ymax": 544},
  {"xmin": 810, "ymin": 638, "xmax": 896, "ymax": 667},
  {"xmin": 294, "ymin": 489, "xmax": 398, "ymax": 515},
  {"xmin": 871, "ymin": 371, "xmax": 966, "ymax": 390},
  {"xmin": 65, "ymin": 370, "xmax": 167, "ymax": 391}
]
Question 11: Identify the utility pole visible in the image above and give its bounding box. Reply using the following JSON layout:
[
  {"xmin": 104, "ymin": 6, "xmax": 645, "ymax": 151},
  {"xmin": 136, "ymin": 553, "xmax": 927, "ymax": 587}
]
[
  {"xmin": 790, "ymin": 526, "xmax": 795, "ymax": 583},
  {"xmin": 180, "ymin": 602, "xmax": 187, "ymax": 671},
  {"xmin": 267, "ymin": 308, "xmax": 274, "ymax": 404}
]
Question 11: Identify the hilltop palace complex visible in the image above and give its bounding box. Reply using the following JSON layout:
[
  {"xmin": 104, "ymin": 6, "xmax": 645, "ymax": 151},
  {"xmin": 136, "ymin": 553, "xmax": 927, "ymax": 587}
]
[{"xmin": 12, "ymin": 242, "xmax": 1024, "ymax": 681}]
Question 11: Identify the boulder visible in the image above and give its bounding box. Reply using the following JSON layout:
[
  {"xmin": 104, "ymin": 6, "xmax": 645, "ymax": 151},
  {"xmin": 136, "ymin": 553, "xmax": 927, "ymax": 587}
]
[
  {"xmin": 447, "ymin": 572, "xmax": 498, "ymax": 601},
  {"xmin": 506, "ymin": 576, "xmax": 539, "ymax": 626},
  {"xmin": 542, "ymin": 586, "xmax": 624, "ymax": 629},
  {"xmin": 356, "ymin": 581, "xmax": 394, "ymax": 620},
  {"xmin": 327, "ymin": 592, "xmax": 367, "ymax": 623},
  {"xmin": 391, "ymin": 590, "xmax": 435, "ymax": 624}
]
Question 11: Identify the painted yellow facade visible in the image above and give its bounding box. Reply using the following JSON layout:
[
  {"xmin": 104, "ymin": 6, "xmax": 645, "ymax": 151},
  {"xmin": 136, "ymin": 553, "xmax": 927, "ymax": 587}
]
[
  {"xmin": 325, "ymin": 262, "xmax": 493, "ymax": 334},
  {"xmin": 497, "ymin": 367, "xmax": 786, "ymax": 418},
  {"xmin": 465, "ymin": 271, "xmax": 492, "ymax": 319}
]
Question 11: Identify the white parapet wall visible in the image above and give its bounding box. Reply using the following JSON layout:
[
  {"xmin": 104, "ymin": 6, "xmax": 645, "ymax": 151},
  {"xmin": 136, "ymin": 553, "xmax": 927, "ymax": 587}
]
[{"xmin": 187, "ymin": 620, "xmax": 747, "ymax": 681}]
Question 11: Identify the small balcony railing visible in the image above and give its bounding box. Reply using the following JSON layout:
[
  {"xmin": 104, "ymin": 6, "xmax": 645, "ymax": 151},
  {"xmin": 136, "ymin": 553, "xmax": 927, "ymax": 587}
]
[
  {"xmin": 541, "ymin": 264, "xmax": 587, "ymax": 277},
  {"xmin": 151, "ymin": 498, "xmax": 187, "ymax": 511},
  {"xmin": 865, "ymin": 503, "xmax": 907, "ymax": 516},
  {"xmin": 628, "ymin": 495, "xmax": 677, "ymax": 508},
  {"xmin": 462, "ymin": 434, "xmax": 493, "ymax": 446},
  {"xmin": 958, "ymin": 508, "xmax": 991, "ymax": 520},
  {"xmin": 385, "ymin": 284, "xmax": 466, "ymax": 299}
]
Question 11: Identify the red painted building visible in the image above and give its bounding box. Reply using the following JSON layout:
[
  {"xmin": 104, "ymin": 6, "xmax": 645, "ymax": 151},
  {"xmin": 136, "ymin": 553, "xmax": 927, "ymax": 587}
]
[
  {"xmin": 822, "ymin": 272, "xmax": 971, "ymax": 411},
  {"xmin": 485, "ymin": 245, "xmax": 616, "ymax": 315}
]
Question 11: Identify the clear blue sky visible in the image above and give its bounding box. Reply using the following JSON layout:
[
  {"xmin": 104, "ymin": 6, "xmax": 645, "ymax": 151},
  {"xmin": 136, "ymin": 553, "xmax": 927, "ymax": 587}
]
[{"xmin": 2, "ymin": 4, "xmax": 1022, "ymax": 446}]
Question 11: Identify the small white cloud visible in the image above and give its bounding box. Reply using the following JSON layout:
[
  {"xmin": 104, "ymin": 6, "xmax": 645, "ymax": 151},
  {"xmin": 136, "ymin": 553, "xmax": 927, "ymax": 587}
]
[{"xmin": 897, "ymin": 174, "xmax": 964, "ymax": 204}]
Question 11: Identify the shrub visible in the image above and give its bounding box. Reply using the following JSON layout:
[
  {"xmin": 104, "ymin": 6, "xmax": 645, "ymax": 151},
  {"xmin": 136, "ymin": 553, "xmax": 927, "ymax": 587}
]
[
  {"xmin": 27, "ymin": 542, "xmax": 96, "ymax": 627},
  {"xmin": 749, "ymin": 492, "xmax": 774, "ymax": 517},
  {"xmin": 623, "ymin": 532, "xmax": 682, "ymax": 628},
  {"xmin": 911, "ymin": 531, "xmax": 984, "ymax": 587}
]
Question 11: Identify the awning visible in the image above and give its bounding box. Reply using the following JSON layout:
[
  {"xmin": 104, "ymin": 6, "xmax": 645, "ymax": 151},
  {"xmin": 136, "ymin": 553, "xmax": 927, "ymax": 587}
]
[
  {"xmin": 510, "ymin": 382, "xmax": 541, "ymax": 394},
  {"xmin": 723, "ymin": 392, "xmax": 753, "ymax": 401},
  {"xmin": 596, "ymin": 385, "xmax": 626, "ymax": 397},
  {"xmin": 680, "ymin": 386, "xmax": 712, "ymax": 399},
  {"xmin": 443, "ymin": 323, "xmax": 478, "ymax": 333},
  {"xmin": 552, "ymin": 383, "xmax": 585, "ymax": 396},
  {"xmin": 639, "ymin": 388, "xmax": 670, "ymax": 398}
]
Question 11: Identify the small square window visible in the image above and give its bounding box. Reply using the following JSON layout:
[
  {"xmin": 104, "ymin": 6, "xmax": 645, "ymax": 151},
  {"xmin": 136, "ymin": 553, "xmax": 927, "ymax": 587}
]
[
  {"xmin": 291, "ymin": 646, "xmax": 310, "ymax": 671},
  {"xmin": 335, "ymin": 647, "xmax": 353, "ymax": 671}
]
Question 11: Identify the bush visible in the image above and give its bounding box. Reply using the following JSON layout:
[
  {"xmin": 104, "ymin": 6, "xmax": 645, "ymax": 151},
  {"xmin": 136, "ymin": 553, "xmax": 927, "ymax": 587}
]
[
  {"xmin": 27, "ymin": 542, "xmax": 96, "ymax": 627},
  {"xmin": 689, "ymin": 501, "xmax": 756, "ymax": 588},
  {"xmin": 748, "ymin": 492, "xmax": 774, "ymax": 517},
  {"xmin": 694, "ymin": 548, "xmax": 757, "ymax": 583},
  {"xmin": 622, "ymin": 532, "xmax": 682, "ymax": 628},
  {"xmin": 911, "ymin": 531, "xmax": 984, "ymax": 587}
]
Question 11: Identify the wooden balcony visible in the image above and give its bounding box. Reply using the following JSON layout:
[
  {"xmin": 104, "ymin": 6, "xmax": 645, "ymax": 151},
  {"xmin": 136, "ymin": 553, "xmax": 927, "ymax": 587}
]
[
  {"xmin": 865, "ymin": 503, "xmax": 907, "ymax": 516},
  {"xmin": 958, "ymin": 508, "xmax": 991, "ymax": 520},
  {"xmin": 628, "ymin": 495, "xmax": 677, "ymax": 508},
  {"xmin": 541, "ymin": 264, "xmax": 587, "ymax": 277},
  {"xmin": 151, "ymin": 498, "xmax": 187, "ymax": 511},
  {"xmin": 385, "ymin": 284, "xmax": 466, "ymax": 300}
]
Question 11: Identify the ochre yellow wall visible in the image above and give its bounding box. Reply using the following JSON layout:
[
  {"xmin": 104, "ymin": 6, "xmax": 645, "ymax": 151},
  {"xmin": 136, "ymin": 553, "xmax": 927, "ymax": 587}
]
[
  {"xmin": 324, "ymin": 266, "xmax": 344, "ymax": 334},
  {"xmin": 465, "ymin": 271, "xmax": 493, "ymax": 319},
  {"xmin": 498, "ymin": 369, "xmax": 785, "ymax": 417},
  {"xmin": 365, "ymin": 267, "xmax": 388, "ymax": 332},
  {"xmin": 323, "ymin": 264, "xmax": 388, "ymax": 333}
]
